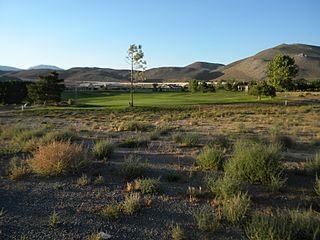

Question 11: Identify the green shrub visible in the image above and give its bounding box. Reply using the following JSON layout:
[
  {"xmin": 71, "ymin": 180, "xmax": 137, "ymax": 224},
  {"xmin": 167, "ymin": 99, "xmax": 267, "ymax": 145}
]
[
  {"xmin": 245, "ymin": 211, "xmax": 292, "ymax": 240},
  {"xmin": 225, "ymin": 140, "xmax": 283, "ymax": 185},
  {"xmin": 222, "ymin": 192, "xmax": 251, "ymax": 225},
  {"xmin": 205, "ymin": 175, "xmax": 243, "ymax": 199},
  {"xmin": 28, "ymin": 141, "xmax": 91, "ymax": 176},
  {"xmin": 246, "ymin": 209, "xmax": 320, "ymax": 240},
  {"xmin": 8, "ymin": 156, "xmax": 29, "ymax": 180},
  {"xmin": 101, "ymin": 204, "xmax": 120, "ymax": 220},
  {"xmin": 48, "ymin": 210, "xmax": 61, "ymax": 228},
  {"xmin": 0, "ymin": 124, "xmax": 26, "ymax": 140},
  {"xmin": 197, "ymin": 146, "xmax": 224, "ymax": 171},
  {"xmin": 122, "ymin": 193, "xmax": 141, "ymax": 215},
  {"xmin": 119, "ymin": 121, "xmax": 153, "ymax": 132},
  {"xmin": 92, "ymin": 140, "xmax": 113, "ymax": 160},
  {"xmin": 76, "ymin": 174, "xmax": 90, "ymax": 187},
  {"xmin": 41, "ymin": 128, "xmax": 78, "ymax": 144},
  {"xmin": 135, "ymin": 178, "xmax": 160, "ymax": 194},
  {"xmin": 305, "ymin": 152, "xmax": 320, "ymax": 174},
  {"xmin": 170, "ymin": 224, "xmax": 185, "ymax": 240},
  {"xmin": 119, "ymin": 155, "xmax": 145, "ymax": 180},
  {"xmin": 206, "ymin": 135, "xmax": 230, "ymax": 150},
  {"xmin": 93, "ymin": 175, "xmax": 105, "ymax": 186},
  {"xmin": 315, "ymin": 176, "xmax": 320, "ymax": 196},
  {"xmin": 119, "ymin": 136, "xmax": 149, "ymax": 148},
  {"xmin": 193, "ymin": 205, "xmax": 220, "ymax": 231},
  {"xmin": 15, "ymin": 128, "xmax": 47, "ymax": 143},
  {"xmin": 173, "ymin": 133, "xmax": 200, "ymax": 147}
]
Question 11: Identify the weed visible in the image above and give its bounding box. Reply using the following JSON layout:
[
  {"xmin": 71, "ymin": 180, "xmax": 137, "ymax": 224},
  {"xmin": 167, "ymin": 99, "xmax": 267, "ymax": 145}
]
[
  {"xmin": 52, "ymin": 183, "xmax": 63, "ymax": 191},
  {"xmin": 118, "ymin": 121, "xmax": 153, "ymax": 132},
  {"xmin": 122, "ymin": 193, "xmax": 141, "ymax": 215},
  {"xmin": 224, "ymin": 140, "xmax": 283, "ymax": 185},
  {"xmin": 222, "ymin": 192, "xmax": 251, "ymax": 225},
  {"xmin": 267, "ymin": 173, "xmax": 287, "ymax": 192},
  {"xmin": 48, "ymin": 209, "xmax": 61, "ymax": 228},
  {"xmin": 170, "ymin": 224, "xmax": 185, "ymax": 240},
  {"xmin": 76, "ymin": 174, "xmax": 91, "ymax": 187},
  {"xmin": 41, "ymin": 128, "xmax": 78, "ymax": 144},
  {"xmin": 193, "ymin": 205, "xmax": 220, "ymax": 231},
  {"xmin": 305, "ymin": 152, "xmax": 320, "ymax": 174},
  {"xmin": 8, "ymin": 156, "xmax": 29, "ymax": 180},
  {"xmin": 197, "ymin": 146, "xmax": 224, "ymax": 171},
  {"xmin": 315, "ymin": 175, "xmax": 320, "ymax": 196},
  {"xmin": 28, "ymin": 141, "xmax": 91, "ymax": 176},
  {"xmin": 92, "ymin": 140, "xmax": 114, "ymax": 160},
  {"xmin": 119, "ymin": 155, "xmax": 145, "ymax": 180},
  {"xmin": 101, "ymin": 204, "xmax": 120, "ymax": 220},
  {"xmin": 93, "ymin": 175, "xmax": 105, "ymax": 186},
  {"xmin": 119, "ymin": 136, "xmax": 149, "ymax": 148},
  {"xmin": 135, "ymin": 178, "xmax": 161, "ymax": 194},
  {"xmin": 206, "ymin": 135, "xmax": 230, "ymax": 150},
  {"xmin": 205, "ymin": 175, "xmax": 243, "ymax": 199}
]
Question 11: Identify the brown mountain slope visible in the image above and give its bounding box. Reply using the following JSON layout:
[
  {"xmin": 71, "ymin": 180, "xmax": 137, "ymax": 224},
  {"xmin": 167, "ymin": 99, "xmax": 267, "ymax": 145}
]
[{"xmin": 215, "ymin": 43, "xmax": 320, "ymax": 81}]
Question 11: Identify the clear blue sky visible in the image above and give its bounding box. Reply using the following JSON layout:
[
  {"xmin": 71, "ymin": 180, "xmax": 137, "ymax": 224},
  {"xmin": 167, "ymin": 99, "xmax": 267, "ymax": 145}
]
[{"xmin": 0, "ymin": 0, "xmax": 319, "ymax": 69}]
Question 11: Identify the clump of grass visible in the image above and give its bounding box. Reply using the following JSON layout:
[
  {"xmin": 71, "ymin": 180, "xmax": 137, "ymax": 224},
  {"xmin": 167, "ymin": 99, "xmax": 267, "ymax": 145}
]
[
  {"xmin": 118, "ymin": 121, "xmax": 153, "ymax": 132},
  {"xmin": 101, "ymin": 204, "xmax": 120, "ymax": 220},
  {"xmin": 134, "ymin": 178, "xmax": 161, "ymax": 194},
  {"xmin": 267, "ymin": 173, "xmax": 287, "ymax": 192},
  {"xmin": 273, "ymin": 135, "xmax": 295, "ymax": 150},
  {"xmin": 93, "ymin": 175, "xmax": 105, "ymax": 186},
  {"xmin": 0, "ymin": 145, "xmax": 21, "ymax": 157},
  {"xmin": 41, "ymin": 128, "xmax": 78, "ymax": 144},
  {"xmin": 238, "ymin": 123, "xmax": 251, "ymax": 133},
  {"xmin": 173, "ymin": 133, "xmax": 200, "ymax": 147},
  {"xmin": 118, "ymin": 136, "xmax": 149, "ymax": 148},
  {"xmin": 222, "ymin": 192, "xmax": 251, "ymax": 225},
  {"xmin": 170, "ymin": 224, "xmax": 185, "ymax": 240},
  {"xmin": 8, "ymin": 156, "xmax": 29, "ymax": 180},
  {"xmin": 122, "ymin": 193, "xmax": 141, "ymax": 215},
  {"xmin": 197, "ymin": 146, "xmax": 224, "ymax": 171},
  {"xmin": 245, "ymin": 211, "xmax": 291, "ymax": 240},
  {"xmin": 205, "ymin": 175, "xmax": 243, "ymax": 199},
  {"xmin": 15, "ymin": 128, "xmax": 47, "ymax": 143},
  {"xmin": 92, "ymin": 140, "xmax": 114, "ymax": 160},
  {"xmin": 76, "ymin": 174, "xmax": 91, "ymax": 187},
  {"xmin": 206, "ymin": 135, "xmax": 230, "ymax": 150},
  {"xmin": 87, "ymin": 232, "xmax": 103, "ymax": 240},
  {"xmin": 224, "ymin": 140, "xmax": 283, "ymax": 185},
  {"xmin": 48, "ymin": 209, "xmax": 61, "ymax": 228},
  {"xmin": 52, "ymin": 183, "xmax": 63, "ymax": 191},
  {"xmin": 0, "ymin": 124, "xmax": 26, "ymax": 140},
  {"xmin": 246, "ymin": 209, "xmax": 320, "ymax": 240},
  {"xmin": 315, "ymin": 175, "xmax": 320, "ymax": 196},
  {"xmin": 0, "ymin": 208, "xmax": 6, "ymax": 221},
  {"xmin": 193, "ymin": 205, "xmax": 220, "ymax": 231},
  {"xmin": 28, "ymin": 141, "xmax": 91, "ymax": 176},
  {"xmin": 119, "ymin": 155, "xmax": 145, "ymax": 180},
  {"xmin": 305, "ymin": 152, "xmax": 320, "ymax": 174}
]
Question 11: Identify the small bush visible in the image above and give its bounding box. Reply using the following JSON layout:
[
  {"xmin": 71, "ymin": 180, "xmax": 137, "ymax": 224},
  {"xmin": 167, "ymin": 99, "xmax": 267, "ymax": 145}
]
[
  {"xmin": 193, "ymin": 205, "xmax": 220, "ymax": 231},
  {"xmin": 122, "ymin": 193, "xmax": 141, "ymax": 215},
  {"xmin": 93, "ymin": 175, "xmax": 105, "ymax": 186},
  {"xmin": 119, "ymin": 155, "xmax": 145, "ymax": 180},
  {"xmin": 48, "ymin": 210, "xmax": 61, "ymax": 228},
  {"xmin": 315, "ymin": 176, "xmax": 320, "ymax": 196},
  {"xmin": 76, "ymin": 174, "xmax": 90, "ymax": 187},
  {"xmin": 8, "ymin": 156, "xmax": 29, "ymax": 180},
  {"xmin": 245, "ymin": 211, "xmax": 291, "ymax": 240},
  {"xmin": 197, "ymin": 146, "xmax": 224, "ymax": 171},
  {"xmin": 170, "ymin": 224, "xmax": 185, "ymax": 240},
  {"xmin": 205, "ymin": 176, "xmax": 243, "ymax": 199},
  {"xmin": 119, "ymin": 136, "xmax": 149, "ymax": 148},
  {"xmin": 28, "ymin": 141, "xmax": 91, "ymax": 176},
  {"xmin": 92, "ymin": 140, "xmax": 113, "ymax": 160},
  {"xmin": 305, "ymin": 152, "xmax": 320, "ymax": 174},
  {"xmin": 101, "ymin": 204, "xmax": 120, "ymax": 220},
  {"xmin": 118, "ymin": 121, "xmax": 153, "ymax": 132},
  {"xmin": 222, "ymin": 192, "xmax": 251, "ymax": 225},
  {"xmin": 206, "ymin": 135, "xmax": 230, "ymax": 150},
  {"xmin": 41, "ymin": 128, "xmax": 78, "ymax": 144},
  {"xmin": 135, "ymin": 178, "xmax": 160, "ymax": 194},
  {"xmin": 225, "ymin": 140, "xmax": 283, "ymax": 185}
]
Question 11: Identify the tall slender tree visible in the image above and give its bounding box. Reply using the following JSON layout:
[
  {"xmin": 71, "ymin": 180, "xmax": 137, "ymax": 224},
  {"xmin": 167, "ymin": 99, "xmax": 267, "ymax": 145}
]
[{"xmin": 127, "ymin": 44, "xmax": 146, "ymax": 107}]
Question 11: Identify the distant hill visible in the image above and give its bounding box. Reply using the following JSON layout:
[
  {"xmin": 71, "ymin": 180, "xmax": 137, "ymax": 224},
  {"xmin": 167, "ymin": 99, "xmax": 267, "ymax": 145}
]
[
  {"xmin": 215, "ymin": 43, "xmax": 320, "ymax": 81},
  {"xmin": 0, "ymin": 66, "xmax": 22, "ymax": 71},
  {"xmin": 0, "ymin": 43, "xmax": 319, "ymax": 85},
  {"xmin": 28, "ymin": 65, "xmax": 64, "ymax": 70}
]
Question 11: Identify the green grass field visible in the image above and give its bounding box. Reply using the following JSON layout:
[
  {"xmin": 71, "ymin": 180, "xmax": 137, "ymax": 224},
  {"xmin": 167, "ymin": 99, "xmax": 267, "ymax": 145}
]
[{"xmin": 63, "ymin": 90, "xmax": 274, "ymax": 108}]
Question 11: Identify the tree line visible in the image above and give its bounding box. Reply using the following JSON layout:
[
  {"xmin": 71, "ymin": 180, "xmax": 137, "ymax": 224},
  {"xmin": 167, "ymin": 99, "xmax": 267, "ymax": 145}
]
[{"xmin": 0, "ymin": 72, "xmax": 65, "ymax": 105}]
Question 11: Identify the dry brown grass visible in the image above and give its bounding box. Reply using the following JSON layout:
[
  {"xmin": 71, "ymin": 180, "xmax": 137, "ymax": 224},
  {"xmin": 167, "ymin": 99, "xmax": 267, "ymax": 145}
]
[{"xmin": 28, "ymin": 141, "xmax": 91, "ymax": 176}]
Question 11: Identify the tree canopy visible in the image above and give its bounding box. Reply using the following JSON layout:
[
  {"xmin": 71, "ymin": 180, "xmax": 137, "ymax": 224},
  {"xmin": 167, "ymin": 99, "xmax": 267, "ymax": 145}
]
[
  {"xmin": 267, "ymin": 54, "xmax": 298, "ymax": 90},
  {"xmin": 27, "ymin": 72, "xmax": 65, "ymax": 104}
]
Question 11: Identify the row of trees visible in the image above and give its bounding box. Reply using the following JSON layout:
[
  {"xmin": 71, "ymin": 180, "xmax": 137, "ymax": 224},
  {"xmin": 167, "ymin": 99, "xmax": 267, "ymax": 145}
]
[
  {"xmin": 0, "ymin": 72, "xmax": 65, "ymax": 105},
  {"xmin": 188, "ymin": 80, "xmax": 215, "ymax": 93}
]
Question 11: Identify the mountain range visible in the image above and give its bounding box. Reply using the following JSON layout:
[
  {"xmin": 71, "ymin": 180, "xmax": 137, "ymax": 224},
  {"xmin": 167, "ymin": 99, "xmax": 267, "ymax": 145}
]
[{"xmin": 0, "ymin": 43, "xmax": 319, "ymax": 85}]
